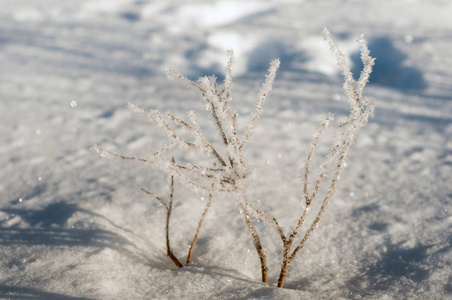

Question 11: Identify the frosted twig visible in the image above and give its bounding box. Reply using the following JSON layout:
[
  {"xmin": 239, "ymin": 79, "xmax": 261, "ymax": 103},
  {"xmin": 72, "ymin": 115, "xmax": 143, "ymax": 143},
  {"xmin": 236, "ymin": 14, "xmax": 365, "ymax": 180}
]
[
  {"xmin": 249, "ymin": 202, "xmax": 286, "ymax": 243},
  {"xmin": 303, "ymin": 113, "xmax": 334, "ymax": 205},
  {"xmin": 168, "ymin": 69, "xmax": 205, "ymax": 93},
  {"xmin": 171, "ymin": 162, "xmax": 226, "ymax": 187},
  {"xmin": 202, "ymin": 76, "xmax": 240, "ymax": 151},
  {"xmin": 224, "ymin": 49, "xmax": 234, "ymax": 102},
  {"xmin": 159, "ymin": 161, "xmax": 235, "ymax": 193},
  {"xmin": 175, "ymin": 111, "xmax": 228, "ymax": 167},
  {"xmin": 152, "ymin": 110, "xmax": 196, "ymax": 148},
  {"xmin": 199, "ymin": 77, "xmax": 230, "ymax": 148},
  {"xmin": 357, "ymin": 35, "xmax": 376, "ymax": 97},
  {"xmin": 91, "ymin": 145, "xmax": 152, "ymax": 164},
  {"xmin": 241, "ymin": 58, "xmax": 280, "ymax": 149},
  {"xmin": 152, "ymin": 142, "xmax": 176, "ymax": 157},
  {"xmin": 323, "ymin": 28, "xmax": 359, "ymax": 105}
]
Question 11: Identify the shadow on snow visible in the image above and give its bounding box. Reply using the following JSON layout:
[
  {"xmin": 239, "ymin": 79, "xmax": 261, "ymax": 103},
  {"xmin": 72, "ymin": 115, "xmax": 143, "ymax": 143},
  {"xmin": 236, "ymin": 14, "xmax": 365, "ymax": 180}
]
[
  {"xmin": 0, "ymin": 285, "xmax": 94, "ymax": 300},
  {"xmin": 0, "ymin": 202, "xmax": 157, "ymax": 264},
  {"xmin": 351, "ymin": 36, "xmax": 427, "ymax": 92}
]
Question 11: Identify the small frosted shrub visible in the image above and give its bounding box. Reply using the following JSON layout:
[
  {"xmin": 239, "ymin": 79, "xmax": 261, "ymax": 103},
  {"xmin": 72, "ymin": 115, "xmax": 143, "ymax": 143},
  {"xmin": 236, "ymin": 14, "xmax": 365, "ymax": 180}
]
[{"xmin": 93, "ymin": 28, "xmax": 375, "ymax": 288}]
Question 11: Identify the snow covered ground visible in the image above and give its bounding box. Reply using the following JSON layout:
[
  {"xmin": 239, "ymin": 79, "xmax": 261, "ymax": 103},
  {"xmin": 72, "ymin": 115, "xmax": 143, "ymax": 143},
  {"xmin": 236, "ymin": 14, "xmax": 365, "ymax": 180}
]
[{"xmin": 1, "ymin": 0, "xmax": 451, "ymax": 299}]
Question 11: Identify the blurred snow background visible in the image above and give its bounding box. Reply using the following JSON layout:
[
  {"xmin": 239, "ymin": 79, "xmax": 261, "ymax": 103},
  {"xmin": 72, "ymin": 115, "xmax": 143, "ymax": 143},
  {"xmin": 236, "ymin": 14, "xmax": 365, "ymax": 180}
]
[{"xmin": 0, "ymin": 0, "xmax": 451, "ymax": 299}]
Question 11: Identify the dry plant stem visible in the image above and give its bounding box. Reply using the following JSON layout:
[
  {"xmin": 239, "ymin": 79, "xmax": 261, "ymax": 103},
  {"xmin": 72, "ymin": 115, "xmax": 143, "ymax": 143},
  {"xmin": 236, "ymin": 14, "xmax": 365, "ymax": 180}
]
[
  {"xmin": 240, "ymin": 196, "xmax": 268, "ymax": 284},
  {"xmin": 186, "ymin": 191, "xmax": 212, "ymax": 265},
  {"xmin": 244, "ymin": 208, "xmax": 268, "ymax": 284},
  {"xmin": 165, "ymin": 176, "xmax": 184, "ymax": 268}
]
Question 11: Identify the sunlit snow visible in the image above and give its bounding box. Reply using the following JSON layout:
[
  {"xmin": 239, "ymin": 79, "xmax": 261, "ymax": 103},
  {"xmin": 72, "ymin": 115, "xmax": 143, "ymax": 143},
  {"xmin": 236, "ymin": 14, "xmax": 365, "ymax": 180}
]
[{"xmin": 0, "ymin": 0, "xmax": 451, "ymax": 299}]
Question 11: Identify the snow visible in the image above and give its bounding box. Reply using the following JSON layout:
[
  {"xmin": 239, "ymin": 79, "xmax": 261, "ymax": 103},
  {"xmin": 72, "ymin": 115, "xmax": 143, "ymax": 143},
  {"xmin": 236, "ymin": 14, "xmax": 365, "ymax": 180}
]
[{"xmin": 1, "ymin": 0, "xmax": 451, "ymax": 299}]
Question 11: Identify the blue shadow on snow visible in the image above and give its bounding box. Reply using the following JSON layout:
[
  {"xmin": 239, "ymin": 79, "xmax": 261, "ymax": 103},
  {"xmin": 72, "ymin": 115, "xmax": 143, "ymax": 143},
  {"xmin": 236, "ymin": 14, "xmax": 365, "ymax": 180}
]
[{"xmin": 351, "ymin": 36, "xmax": 427, "ymax": 91}]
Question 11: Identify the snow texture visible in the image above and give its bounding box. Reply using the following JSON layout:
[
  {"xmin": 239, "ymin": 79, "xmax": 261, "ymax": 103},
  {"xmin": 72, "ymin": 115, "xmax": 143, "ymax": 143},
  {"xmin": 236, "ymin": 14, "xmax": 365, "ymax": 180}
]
[{"xmin": 1, "ymin": 0, "xmax": 451, "ymax": 299}]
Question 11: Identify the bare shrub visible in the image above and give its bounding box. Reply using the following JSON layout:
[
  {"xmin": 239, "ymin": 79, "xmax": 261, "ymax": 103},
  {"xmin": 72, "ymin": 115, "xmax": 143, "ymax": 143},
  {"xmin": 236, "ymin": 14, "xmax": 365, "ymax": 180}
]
[{"xmin": 92, "ymin": 28, "xmax": 375, "ymax": 287}]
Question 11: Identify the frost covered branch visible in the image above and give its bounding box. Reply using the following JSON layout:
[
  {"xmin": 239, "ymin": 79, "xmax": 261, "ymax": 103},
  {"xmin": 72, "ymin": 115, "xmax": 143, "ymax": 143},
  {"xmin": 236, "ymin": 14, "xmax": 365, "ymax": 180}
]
[{"xmin": 273, "ymin": 28, "xmax": 375, "ymax": 287}]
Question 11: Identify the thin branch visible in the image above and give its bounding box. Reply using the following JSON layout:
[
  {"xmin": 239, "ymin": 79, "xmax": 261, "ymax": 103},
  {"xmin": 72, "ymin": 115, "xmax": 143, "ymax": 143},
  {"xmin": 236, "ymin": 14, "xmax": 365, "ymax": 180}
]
[
  {"xmin": 221, "ymin": 50, "xmax": 240, "ymax": 145},
  {"xmin": 224, "ymin": 49, "xmax": 234, "ymax": 102},
  {"xmin": 141, "ymin": 187, "xmax": 168, "ymax": 210},
  {"xmin": 167, "ymin": 111, "xmax": 228, "ymax": 167},
  {"xmin": 167, "ymin": 162, "xmax": 236, "ymax": 193},
  {"xmin": 290, "ymin": 144, "xmax": 350, "ymax": 263},
  {"xmin": 186, "ymin": 190, "xmax": 213, "ymax": 264},
  {"xmin": 248, "ymin": 202, "xmax": 286, "ymax": 244},
  {"xmin": 165, "ymin": 175, "xmax": 184, "ymax": 267},
  {"xmin": 199, "ymin": 77, "xmax": 231, "ymax": 151},
  {"xmin": 303, "ymin": 113, "xmax": 334, "ymax": 205},
  {"xmin": 356, "ymin": 35, "xmax": 376, "ymax": 98},
  {"xmin": 128, "ymin": 102, "xmax": 196, "ymax": 149},
  {"xmin": 323, "ymin": 28, "xmax": 359, "ymax": 105},
  {"xmin": 152, "ymin": 142, "xmax": 176, "ymax": 157},
  {"xmin": 168, "ymin": 69, "xmax": 206, "ymax": 93},
  {"xmin": 241, "ymin": 58, "xmax": 280, "ymax": 149},
  {"xmin": 152, "ymin": 110, "xmax": 196, "ymax": 148},
  {"xmin": 92, "ymin": 145, "xmax": 152, "ymax": 164},
  {"xmin": 171, "ymin": 162, "xmax": 229, "ymax": 187},
  {"xmin": 142, "ymin": 175, "xmax": 183, "ymax": 268},
  {"xmin": 241, "ymin": 201, "xmax": 268, "ymax": 284}
]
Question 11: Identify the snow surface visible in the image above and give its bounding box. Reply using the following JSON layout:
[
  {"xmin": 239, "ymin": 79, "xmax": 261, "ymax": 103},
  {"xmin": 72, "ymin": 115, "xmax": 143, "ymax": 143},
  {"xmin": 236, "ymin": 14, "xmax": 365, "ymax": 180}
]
[{"xmin": 1, "ymin": 0, "xmax": 451, "ymax": 299}]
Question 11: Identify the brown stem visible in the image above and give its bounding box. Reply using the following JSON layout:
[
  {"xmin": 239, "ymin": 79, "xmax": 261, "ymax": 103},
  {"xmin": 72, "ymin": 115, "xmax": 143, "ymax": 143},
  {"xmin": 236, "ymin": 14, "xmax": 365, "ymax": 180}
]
[
  {"xmin": 186, "ymin": 192, "xmax": 212, "ymax": 265},
  {"xmin": 249, "ymin": 202, "xmax": 286, "ymax": 243},
  {"xmin": 166, "ymin": 175, "xmax": 183, "ymax": 268},
  {"xmin": 277, "ymin": 256, "xmax": 291, "ymax": 288},
  {"xmin": 240, "ymin": 196, "xmax": 268, "ymax": 284},
  {"xmin": 167, "ymin": 249, "xmax": 183, "ymax": 268}
]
